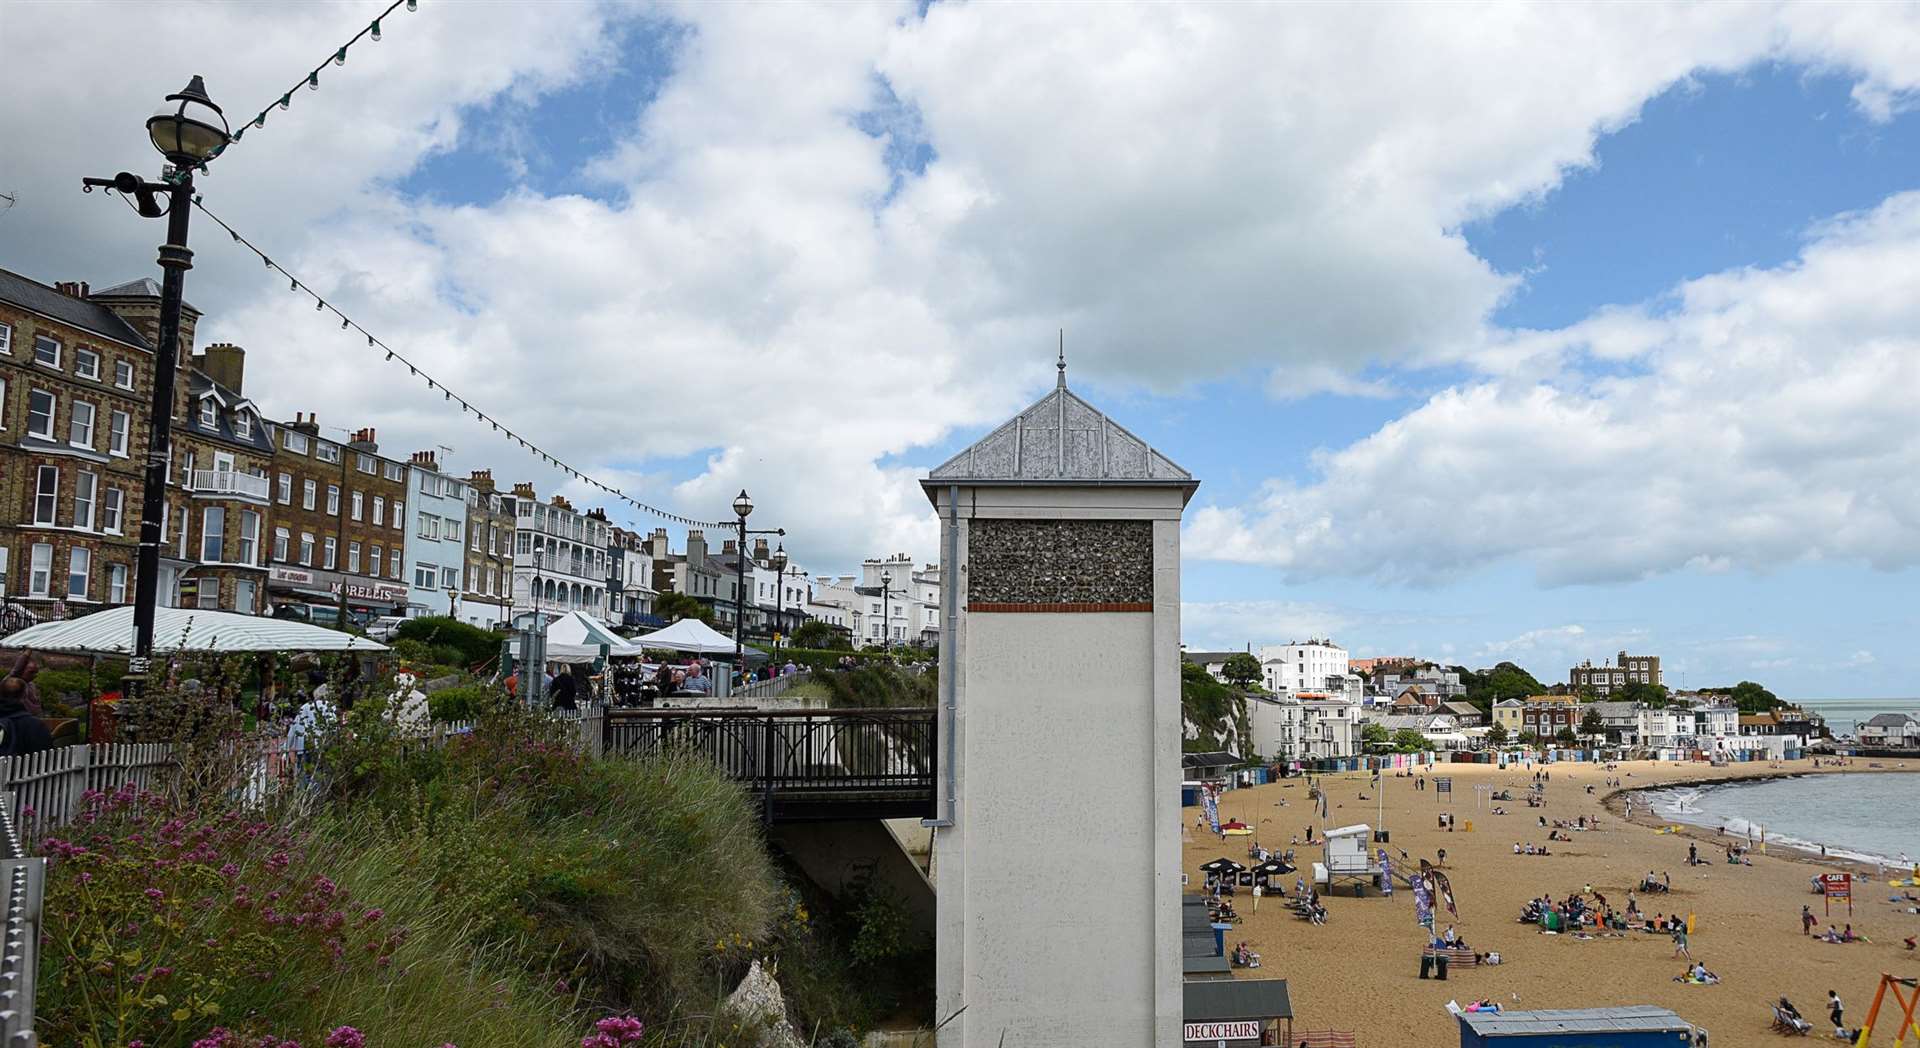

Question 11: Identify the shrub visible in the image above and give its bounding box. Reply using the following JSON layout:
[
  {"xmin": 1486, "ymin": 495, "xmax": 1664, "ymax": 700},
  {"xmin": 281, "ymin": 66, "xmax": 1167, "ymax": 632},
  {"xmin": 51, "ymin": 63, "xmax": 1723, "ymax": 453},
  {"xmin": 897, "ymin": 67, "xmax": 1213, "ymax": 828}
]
[
  {"xmin": 427, "ymin": 683, "xmax": 498, "ymax": 723},
  {"xmin": 393, "ymin": 616, "xmax": 502, "ymax": 669}
]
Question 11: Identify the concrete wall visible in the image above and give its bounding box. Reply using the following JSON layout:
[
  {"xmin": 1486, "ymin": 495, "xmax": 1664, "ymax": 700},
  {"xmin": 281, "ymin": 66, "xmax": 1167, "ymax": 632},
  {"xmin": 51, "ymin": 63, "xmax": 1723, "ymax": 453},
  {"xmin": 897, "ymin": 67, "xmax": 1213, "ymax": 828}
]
[
  {"xmin": 932, "ymin": 483, "xmax": 1184, "ymax": 1048},
  {"xmin": 769, "ymin": 820, "xmax": 934, "ymax": 941}
]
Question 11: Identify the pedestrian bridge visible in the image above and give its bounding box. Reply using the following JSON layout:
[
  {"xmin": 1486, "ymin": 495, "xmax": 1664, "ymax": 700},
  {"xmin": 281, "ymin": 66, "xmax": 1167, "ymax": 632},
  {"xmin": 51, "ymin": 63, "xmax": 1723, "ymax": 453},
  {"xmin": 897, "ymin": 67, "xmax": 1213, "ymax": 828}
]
[{"xmin": 601, "ymin": 707, "xmax": 937, "ymax": 823}]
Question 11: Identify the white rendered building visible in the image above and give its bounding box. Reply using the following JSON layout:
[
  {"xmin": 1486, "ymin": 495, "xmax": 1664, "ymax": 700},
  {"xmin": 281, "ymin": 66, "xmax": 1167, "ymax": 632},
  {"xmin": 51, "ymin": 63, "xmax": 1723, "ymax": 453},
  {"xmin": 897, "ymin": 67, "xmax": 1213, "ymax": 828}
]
[{"xmin": 1259, "ymin": 638, "xmax": 1350, "ymax": 694}]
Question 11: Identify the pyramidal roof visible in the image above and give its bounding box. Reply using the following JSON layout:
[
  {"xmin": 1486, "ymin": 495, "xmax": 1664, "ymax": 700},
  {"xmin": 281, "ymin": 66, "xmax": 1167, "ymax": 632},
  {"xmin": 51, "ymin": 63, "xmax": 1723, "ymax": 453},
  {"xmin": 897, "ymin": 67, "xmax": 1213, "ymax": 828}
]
[{"xmin": 926, "ymin": 363, "xmax": 1193, "ymax": 489}]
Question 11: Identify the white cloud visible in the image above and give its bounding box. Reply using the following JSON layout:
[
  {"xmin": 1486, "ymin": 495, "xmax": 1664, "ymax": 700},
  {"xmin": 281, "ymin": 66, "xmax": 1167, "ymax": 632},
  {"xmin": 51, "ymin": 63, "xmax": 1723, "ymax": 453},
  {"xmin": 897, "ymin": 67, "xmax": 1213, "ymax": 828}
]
[
  {"xmin": 1188, "ymin": 191, "xmax": 1920, "ymax": 585},
  {"xmin": 1477, "ymin": 625, "xmax": 1587, "ymax": 659},
  {"xmin": 1180, "ymin": 600, "xmax": 1356, "ymax": 652},
  {"xmin": 4, "ymin": 2, "xmax": 1919, "ymax": 572}
]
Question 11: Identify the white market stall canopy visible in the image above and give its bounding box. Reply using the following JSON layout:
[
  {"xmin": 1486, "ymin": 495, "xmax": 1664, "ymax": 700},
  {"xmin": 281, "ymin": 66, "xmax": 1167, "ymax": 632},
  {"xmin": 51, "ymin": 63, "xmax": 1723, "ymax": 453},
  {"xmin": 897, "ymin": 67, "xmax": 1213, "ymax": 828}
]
[
  {"xmin": 632, "ymin": 617, "xmax": 743, "ymax": 656},
  {"xmin": 507, "ymin": 611, "xmax": 646, "ymax": 664},
  {"xmin": 0, "ymin": 606, "xmax": 388, "ymax": 655}
]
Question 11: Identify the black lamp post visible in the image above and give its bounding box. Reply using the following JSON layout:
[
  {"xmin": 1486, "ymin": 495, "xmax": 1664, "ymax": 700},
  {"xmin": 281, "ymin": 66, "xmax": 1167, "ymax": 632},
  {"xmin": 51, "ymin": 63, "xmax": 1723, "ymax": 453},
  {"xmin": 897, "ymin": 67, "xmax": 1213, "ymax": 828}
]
[
  {"xmin": 729, "ymin": 489, "xmax": 783, "ymax": 670},
  {"xmin": 84, "ymin": 76, "xmax": 231, "ymax": 685},
  {"xmin": 769, "ymin": 544, "xmax": 794, "ymax": 652},
  {"xmin": 879, "ymin": 570, "xmax": 892, "ymax": 651}
]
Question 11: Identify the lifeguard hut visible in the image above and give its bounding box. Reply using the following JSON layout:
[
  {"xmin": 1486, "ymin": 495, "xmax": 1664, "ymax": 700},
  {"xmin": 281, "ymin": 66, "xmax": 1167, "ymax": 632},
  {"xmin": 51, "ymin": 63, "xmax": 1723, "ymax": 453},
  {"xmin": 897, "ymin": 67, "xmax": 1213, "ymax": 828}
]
[{"xmin": 1318, "ymin": 824, "xmax": 1380, "ymax": 896}]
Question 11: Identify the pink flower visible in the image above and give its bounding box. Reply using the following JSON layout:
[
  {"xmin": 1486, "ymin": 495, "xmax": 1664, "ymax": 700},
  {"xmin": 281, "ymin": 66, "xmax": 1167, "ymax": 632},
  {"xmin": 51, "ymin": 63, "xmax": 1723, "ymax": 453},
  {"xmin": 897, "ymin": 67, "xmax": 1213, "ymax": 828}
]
[
  {"xmin": 323, "ymin": 1027, "xmax": 364, "ymax": 1048},
  {"xmin": 192, "ymin": 1029, "xmax": 236, "ymax": 1048}
]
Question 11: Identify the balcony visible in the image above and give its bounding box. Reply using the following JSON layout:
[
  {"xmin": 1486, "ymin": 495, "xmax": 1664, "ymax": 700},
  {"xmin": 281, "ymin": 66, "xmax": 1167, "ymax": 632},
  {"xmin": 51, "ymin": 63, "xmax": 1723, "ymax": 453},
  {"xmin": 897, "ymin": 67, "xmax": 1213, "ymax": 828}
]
[{"xmin": 191, "ymin": 470, "xmax": 271, "ymax": 500}]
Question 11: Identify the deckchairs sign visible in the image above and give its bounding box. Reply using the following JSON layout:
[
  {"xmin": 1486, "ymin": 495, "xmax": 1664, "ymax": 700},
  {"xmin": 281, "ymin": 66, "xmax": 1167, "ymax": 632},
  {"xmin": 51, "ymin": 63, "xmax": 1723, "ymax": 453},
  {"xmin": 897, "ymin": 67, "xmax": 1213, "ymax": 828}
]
[{"xmin": 1184, "ymin": 1020, "xmax": 1260, "ymax": 1042}]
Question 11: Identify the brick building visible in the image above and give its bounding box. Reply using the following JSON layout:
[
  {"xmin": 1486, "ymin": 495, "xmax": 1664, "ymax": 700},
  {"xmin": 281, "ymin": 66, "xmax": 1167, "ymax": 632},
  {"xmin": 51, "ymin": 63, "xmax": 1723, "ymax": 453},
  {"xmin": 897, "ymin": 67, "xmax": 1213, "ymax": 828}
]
[
  {"xmin": 1570, "ymin": 650, "xmax": 1662, "ymax": 696},
  {"xmin": 0, "ymin": 272, "xmax": 155, "ymax": 616},
  {"xmin": 162, "ymin": 344, "xmax": 275, "ymax": 613},
  {"xmin": 460, "ymin": 470, "xmax": 514, "ymax": 629},
  {"xmin": 265, "ymin": 415, "xmax": 411, "ymax": 622}
]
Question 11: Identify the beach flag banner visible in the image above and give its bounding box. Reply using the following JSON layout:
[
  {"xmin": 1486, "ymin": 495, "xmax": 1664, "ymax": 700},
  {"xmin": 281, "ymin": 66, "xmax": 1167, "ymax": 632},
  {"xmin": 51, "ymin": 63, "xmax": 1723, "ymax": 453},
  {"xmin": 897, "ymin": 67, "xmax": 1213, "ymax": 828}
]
[
  {"xmin": 1203, "ymin": 784, "xmax": 1222, "ymax": 835},
  {"xmin": 1412, "ymin": 869, "xmax": 1434, "ymax": 930},
  {"xmin": 1378, "ymin": 850, "xmax": 1394, "ymax": 897},
  {"xmin": 1820, "ymin": 872, "xmax": 1852, "ymax": 916}
]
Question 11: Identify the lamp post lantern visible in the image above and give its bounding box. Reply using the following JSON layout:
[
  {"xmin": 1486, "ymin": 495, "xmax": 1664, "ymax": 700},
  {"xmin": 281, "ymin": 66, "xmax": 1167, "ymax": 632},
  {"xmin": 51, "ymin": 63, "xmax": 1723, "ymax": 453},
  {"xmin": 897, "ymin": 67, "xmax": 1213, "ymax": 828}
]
[
  {"xmin": 84, "ymin": 76, "xmax": 231, "ymax": 687},
  {"xmin": 769, "ymin": 544, "xmax": 788, "ymax": 652},
  {"xmin": 880, "ymin": 570, "xmax": 892, "ymax": 651},
  {"xmin": 728, "ymin": 489, "xmax": 784, "ymax": 675}
]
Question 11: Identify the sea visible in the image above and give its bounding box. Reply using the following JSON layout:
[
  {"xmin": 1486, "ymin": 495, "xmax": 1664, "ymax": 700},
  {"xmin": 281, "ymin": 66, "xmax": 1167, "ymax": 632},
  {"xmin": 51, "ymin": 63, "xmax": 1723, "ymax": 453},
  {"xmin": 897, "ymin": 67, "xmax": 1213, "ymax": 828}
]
[
  {"xmin": 1641, "ymin": 772, "xmax": 1920, "ymax": 867},
  {"xmin": 1795, "ymin": 695, "xmax": 1920, "ymax": 736}
]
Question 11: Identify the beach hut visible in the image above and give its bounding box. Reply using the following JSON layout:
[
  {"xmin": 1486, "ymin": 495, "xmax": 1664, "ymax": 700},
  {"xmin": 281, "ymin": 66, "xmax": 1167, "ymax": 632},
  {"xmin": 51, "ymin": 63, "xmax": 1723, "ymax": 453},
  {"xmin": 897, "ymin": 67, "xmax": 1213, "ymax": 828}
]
[
  {"xmin": 1183, "ymin": 978, "xmax": 1293, "ymax": 1047},
  {"xmin": 1454, "ymin": 1006, "xmax": 1704, "ymax": 1048}
]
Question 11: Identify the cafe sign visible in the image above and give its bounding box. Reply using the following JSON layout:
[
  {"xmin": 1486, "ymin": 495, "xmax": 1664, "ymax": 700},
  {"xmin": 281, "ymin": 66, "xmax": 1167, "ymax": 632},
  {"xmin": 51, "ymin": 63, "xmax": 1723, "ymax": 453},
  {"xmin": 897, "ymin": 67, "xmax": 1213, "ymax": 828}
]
[{"xmin": 1183, "ymin": 1021, "xmax": 1260, "ymax": 1043}]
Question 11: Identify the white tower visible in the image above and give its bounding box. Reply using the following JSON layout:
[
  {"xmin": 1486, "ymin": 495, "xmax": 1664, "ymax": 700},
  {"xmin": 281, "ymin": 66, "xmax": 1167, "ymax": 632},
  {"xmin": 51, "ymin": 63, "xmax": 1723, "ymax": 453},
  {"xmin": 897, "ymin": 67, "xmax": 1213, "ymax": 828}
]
[{"xmin": 922, "ymin": 357, "xmax": 1197, "ymax": 1047}]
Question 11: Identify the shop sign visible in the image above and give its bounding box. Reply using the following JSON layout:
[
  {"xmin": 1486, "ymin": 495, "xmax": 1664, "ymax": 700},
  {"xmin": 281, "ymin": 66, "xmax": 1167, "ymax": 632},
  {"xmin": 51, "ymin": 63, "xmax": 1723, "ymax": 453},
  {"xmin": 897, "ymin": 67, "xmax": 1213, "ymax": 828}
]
[
  {"xmin": 271, "ymin": 566, "xmax": 315, "ymax": 585},
  {"xmin": 1183, "ymin": 1021, "xmax": 1260, "ymax": 1043},
  {"xmin": 329, "ymin": 580, "xmax": 408, "ymax": 603}
]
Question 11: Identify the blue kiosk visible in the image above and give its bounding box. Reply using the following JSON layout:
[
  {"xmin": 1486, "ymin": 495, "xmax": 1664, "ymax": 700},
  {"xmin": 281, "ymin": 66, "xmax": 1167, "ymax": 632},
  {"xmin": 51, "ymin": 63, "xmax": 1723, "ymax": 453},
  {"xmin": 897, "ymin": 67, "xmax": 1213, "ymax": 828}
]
[{"xmin": 1457, "ymin": 1006, "xmax": 1706, "ymax": 1048}]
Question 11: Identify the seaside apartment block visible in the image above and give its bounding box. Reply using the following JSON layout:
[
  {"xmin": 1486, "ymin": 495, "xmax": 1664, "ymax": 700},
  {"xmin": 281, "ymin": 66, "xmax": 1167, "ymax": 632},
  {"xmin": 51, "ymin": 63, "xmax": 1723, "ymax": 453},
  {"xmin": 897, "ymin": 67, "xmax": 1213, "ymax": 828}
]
[{"xmin": 1569, "ymin": 650, "xmax": 1662, "ymax": 696}]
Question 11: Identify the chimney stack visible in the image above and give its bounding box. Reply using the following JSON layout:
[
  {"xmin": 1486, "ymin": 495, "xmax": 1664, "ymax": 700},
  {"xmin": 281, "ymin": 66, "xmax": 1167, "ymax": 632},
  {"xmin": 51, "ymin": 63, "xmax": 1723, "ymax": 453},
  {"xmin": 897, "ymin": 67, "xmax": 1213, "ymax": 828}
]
[
  {"xmin": 53, "ymin": 281, "xmax": 90, "ymax": 298},
  {"xmin": 752, "ymin": 537, "xmax": 770, "ymax": 561},
  {"xmin": 686, "ymin": 530, "xmax": 707, "ymax": 565},
  {"xmin": 512, "ymin": 482, "xmax": 537, "ymax": 499},
  {"xmin": 288, "ymin": 413, "xmax": 320, "ymax": 436},
  {"xmin": 199, "ymin": 343, "xmax": 246, "ymax": 394},
  {"xmin": 348, "ymin": 427, "xmax": 378, "ymax": 452},
  {"xmin": 410, "ymin": 450, "xmax": 439, "ymax": 471},
  {"xmin": 467, "ymin": 469, "xmax": 495, "ymax": 493}
]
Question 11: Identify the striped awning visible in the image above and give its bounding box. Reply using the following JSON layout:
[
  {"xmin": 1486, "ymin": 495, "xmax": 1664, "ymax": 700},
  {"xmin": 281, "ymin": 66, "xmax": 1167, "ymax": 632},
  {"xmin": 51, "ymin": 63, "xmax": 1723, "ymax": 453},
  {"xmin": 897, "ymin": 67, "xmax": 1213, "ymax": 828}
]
[{"xmin": 0, "ymin": 606, "xmax": 388, "ymax": 655}]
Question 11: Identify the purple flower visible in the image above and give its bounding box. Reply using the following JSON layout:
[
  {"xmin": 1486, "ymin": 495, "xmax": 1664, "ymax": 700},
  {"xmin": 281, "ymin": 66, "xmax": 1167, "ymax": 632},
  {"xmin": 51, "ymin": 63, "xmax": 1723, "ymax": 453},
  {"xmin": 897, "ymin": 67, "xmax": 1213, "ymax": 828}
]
[{"xmin": 323, "ymin": 1027, "xmax": 364, "ymax": 1048}]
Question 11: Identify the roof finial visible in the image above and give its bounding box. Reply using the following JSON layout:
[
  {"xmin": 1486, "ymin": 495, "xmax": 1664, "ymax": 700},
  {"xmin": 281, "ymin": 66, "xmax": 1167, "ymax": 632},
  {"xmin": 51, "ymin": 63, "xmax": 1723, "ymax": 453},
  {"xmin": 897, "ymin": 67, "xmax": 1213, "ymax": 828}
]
[{"xmin": 1057, "ymin": 328, "xmax": 1066, "ymax": 389}]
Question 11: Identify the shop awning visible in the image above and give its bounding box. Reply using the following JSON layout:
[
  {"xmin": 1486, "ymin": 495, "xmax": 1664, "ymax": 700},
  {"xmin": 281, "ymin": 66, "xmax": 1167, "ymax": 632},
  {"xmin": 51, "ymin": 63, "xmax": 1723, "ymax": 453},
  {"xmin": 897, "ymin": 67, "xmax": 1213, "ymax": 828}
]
[
  {"xmin": 0, "ymin": 606, "xmax": 388, "ymax": 655},
  {"xmin": 1184, "ymin": 978, "xmax": 1293, "ymax": 1022}
]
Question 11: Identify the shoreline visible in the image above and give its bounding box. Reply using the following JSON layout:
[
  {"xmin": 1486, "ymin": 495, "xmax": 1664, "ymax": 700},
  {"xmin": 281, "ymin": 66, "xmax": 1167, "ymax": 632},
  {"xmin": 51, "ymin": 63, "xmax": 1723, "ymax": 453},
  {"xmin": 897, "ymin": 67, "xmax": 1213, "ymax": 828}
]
[{"xmin": 1603, "ymin": 764, "xmax": 1915, "ymax": 880}]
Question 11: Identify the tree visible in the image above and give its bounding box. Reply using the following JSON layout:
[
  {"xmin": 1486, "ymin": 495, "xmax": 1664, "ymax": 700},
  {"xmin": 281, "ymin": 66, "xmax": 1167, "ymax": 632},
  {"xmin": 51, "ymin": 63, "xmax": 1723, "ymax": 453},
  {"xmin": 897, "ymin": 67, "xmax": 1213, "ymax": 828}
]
[
  {"xmin": 1390, "ymin": 728, "xmax": 1431, "ymax": 752},
  {"xmin": 792, "ymin": 620, "xmax": 849, "ymax": 650},
  {"xmin": 1517, "ymin": 729, "xmax": 1540, "ymax": 747},
  {"xmin": 1221, "ymin": 652, "xmax": 1262, "ymax": 689},
  {"xmin": 1458, "ymin": 661, "xmax": 1545, "ymax": 712},
  {"xmin": 1486, "ymin": 721, "xmax": 1509, "ymax": 748},
  {"xmin": 1729, "ymin": 680, "xmax": 1780, "ymax": 713},
  {"xmin": 1580, "ymin": 708, "xmax": 1605, "ymax": 741},
  {"xmin": 1620, "ymin": 680, "xmax": 1669, "ymax": 707},
  {"xmin": 1360, "ymin": 722, "xmax": 1390, "ymax": 750},
  {"xmin": 1554, "ymin": 726, "xmax": 1578, "ymax": 746},
  {"xmin": 655, "ymin": 591, "xmax": 714, "ymax": 626}
]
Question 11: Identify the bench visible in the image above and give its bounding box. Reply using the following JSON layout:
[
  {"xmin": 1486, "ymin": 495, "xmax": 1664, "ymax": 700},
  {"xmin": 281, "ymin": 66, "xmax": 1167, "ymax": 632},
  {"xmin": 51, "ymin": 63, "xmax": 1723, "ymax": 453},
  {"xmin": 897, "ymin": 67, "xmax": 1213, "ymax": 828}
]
[
  {"xmin": 1295, "ymin": 1031, "xmax": 1357, "ymax": 1048},
  {"xmin": 1422, "ymin": 946, "xmax": 1479, "ymax": 968}
]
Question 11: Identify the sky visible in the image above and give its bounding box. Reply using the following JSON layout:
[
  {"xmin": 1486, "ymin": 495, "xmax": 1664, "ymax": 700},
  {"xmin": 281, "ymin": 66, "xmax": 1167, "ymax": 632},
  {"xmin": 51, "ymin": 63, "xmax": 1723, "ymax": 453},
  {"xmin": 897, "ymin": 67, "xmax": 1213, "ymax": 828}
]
[{"xmin": 2, "ymin": 2, "xmax": 1918, "ymax": 698}]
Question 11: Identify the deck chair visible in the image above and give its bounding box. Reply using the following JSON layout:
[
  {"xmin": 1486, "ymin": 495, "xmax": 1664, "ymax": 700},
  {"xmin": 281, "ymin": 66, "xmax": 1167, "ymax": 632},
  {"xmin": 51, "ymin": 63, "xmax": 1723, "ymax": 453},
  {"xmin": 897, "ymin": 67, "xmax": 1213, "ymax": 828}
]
[
  {"xmin": 1769, "ymin": 1005, "xmax": 1811, "ymax": 1036},
  {"xmin": 1296, "ymin": 1031, "xmax": 1357, "ymax": 1048}
]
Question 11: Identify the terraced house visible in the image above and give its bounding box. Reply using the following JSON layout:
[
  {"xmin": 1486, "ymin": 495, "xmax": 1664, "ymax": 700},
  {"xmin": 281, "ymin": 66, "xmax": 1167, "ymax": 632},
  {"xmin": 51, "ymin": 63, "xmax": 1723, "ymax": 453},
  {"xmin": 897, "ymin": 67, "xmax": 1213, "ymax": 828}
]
[
  {"xmin": 460, "ymin": 470, "xmax": 515, "ymax": 629},
  {"xmin": 162, "ymin": 342, "xmax": 273, "ymax": 614},
  {"xmin": 267, "ymin": 416, "xmax": 412, "ymax": 622},
  {"xmin": 0, "ymin": 272, "xmax": 153, "ymax": 616}
]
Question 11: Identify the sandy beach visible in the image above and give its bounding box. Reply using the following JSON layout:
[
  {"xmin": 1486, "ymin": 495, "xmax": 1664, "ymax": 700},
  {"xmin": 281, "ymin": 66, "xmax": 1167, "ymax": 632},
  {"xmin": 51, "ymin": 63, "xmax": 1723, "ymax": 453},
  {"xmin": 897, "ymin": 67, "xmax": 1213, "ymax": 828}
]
[{"xmin": 1184, "ymin": 758, "xmax": 1920, "ymax": 1045}]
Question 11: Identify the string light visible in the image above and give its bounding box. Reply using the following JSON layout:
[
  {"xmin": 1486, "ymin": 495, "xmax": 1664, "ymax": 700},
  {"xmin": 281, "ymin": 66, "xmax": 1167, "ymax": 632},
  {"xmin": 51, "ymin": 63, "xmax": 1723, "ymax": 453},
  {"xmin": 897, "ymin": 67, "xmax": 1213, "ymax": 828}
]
[
  {"xmin": 218, "ymin": 0, "xmax": 417, "ymax": 157},
  {"xmin": 188, "ymin": 198, "xmax": 731, "ymax": 529}
]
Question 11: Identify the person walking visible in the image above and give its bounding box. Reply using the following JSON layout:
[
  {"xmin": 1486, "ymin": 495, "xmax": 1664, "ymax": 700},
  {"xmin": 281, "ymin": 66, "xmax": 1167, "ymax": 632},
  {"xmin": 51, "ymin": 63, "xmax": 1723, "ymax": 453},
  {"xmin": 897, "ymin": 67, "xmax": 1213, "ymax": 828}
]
[
  {"xmin": 1828, "ymin": 990, "xmax": 1844, "ymax": 1037},
  {"xmin": 1671, "ymin": 919, "xmax": 1691, "ymax": 960},
  {"xmin": 548, "ymin": 665, "xmax": 578, "ymax": 711},
  {"xmin": 1802, "ymin": 905, "xmax": 1817, "ymax": 935}
]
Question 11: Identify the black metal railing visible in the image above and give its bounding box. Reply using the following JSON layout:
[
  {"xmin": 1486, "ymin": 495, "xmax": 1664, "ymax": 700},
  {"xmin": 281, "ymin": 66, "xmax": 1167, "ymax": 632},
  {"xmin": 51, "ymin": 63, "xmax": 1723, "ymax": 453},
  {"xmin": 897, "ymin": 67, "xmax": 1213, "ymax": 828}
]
[{"xmin": 603, "ymin": 707, "xmax": 936, "ymax": 820}]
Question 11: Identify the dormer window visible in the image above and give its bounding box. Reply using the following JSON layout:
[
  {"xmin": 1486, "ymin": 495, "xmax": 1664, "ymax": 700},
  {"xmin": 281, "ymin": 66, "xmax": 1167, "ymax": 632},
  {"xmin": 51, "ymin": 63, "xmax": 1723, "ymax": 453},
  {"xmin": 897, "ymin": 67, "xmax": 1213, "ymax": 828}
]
[
  {"xmin": 199, "ymin": 398, "xmax": 217, "ymax": 429},
  {"xmin": 234, "ymin": 411, "xmax": 252, "ymax": 440}
]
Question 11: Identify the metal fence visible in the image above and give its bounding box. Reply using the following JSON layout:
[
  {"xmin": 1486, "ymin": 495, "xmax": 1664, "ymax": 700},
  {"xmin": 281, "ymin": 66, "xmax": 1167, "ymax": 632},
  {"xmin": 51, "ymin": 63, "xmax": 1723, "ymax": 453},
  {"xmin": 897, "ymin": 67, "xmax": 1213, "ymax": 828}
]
[
  {"xmin": 734, "ymin": 670, "xmax": 813, "ymax": 701},
  {"xmin": 603, "ymin": 706, "xmax": 935, "ymax": 820},
  {"xmin": 0, "ymin": 791, "xmax": 44, "ymax": 1047}
]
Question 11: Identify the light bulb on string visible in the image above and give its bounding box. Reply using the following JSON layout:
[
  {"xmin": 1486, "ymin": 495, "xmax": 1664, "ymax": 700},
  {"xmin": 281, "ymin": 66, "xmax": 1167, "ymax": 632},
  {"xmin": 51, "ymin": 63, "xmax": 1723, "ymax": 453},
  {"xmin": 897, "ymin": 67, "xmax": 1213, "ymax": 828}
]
[
  {"xmin": 315, "ymin": 298, "xmax": 324, "ymax": 311},
  {"xmin": 334, "ymin": 47, "xmax": 347, "ymax": 66},
  {"xmin": 290, "ymin": 277, "xmax": 299, "ymax": 291},
  {"xmin": 341, "ymin": 317, "xmax": 349, "ymax": 330},
  {"xmin": 308, "ymin": 72, "xmax": 320, "ymax": 91},
  {"xmin": 406, "ymin": 0, "xmax": 417, "ymax": 10},
  {"xmin": 253, "ymin": 114, "xmax": 267, "ymax": 129},
  {"xmin": 385, "ymin": 350, "xmax": 393, "ymax": 361},
  {"xmin": 278, "ymin": 94, "xmax": 291, "ymax": 111},
  {"xmin": 370, "ymin": 19, "xmax": 382, "ymax": 41}
]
